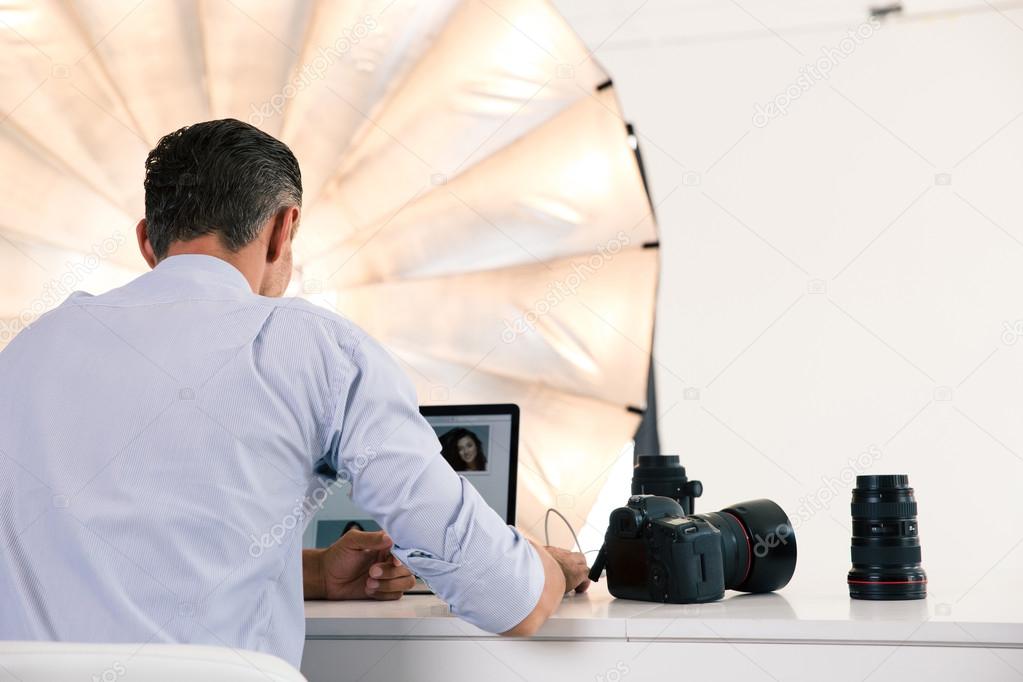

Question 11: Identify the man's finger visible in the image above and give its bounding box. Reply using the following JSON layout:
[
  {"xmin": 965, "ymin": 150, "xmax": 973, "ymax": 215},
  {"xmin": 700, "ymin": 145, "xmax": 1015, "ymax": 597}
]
[
  {"xmin": 340, "ymin": 529, "xmax": 393, "ymax": 551},
  {"xmin": 369, "ymin": 561, "xmax": 413, "ymax": 581},
  {"xmin": 366, "ymin": 574, "xmax": 417, "ymax": 595}
]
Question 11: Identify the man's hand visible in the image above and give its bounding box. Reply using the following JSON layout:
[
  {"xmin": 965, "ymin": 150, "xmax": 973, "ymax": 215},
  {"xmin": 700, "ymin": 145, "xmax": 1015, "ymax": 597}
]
[
  {"xmin": 303, "ymin": 530, "xmax": 416, "ymax": 601},
  {"xmin": 544, "ymin": 545, "xmax": 590, "ymax": 594}
]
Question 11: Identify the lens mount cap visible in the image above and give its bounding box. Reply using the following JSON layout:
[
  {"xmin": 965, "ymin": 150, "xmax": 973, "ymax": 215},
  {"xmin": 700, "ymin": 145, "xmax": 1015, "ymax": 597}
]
[{"xmin": 855, "ymin": 474, "xmax": 909, "ymax": 490}]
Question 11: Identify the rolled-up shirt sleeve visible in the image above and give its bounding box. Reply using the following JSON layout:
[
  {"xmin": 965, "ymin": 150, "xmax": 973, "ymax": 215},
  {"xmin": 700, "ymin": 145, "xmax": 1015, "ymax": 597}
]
[{"xmin": 317, "ymin": 333, "xmax": 544, "ymax": 633}]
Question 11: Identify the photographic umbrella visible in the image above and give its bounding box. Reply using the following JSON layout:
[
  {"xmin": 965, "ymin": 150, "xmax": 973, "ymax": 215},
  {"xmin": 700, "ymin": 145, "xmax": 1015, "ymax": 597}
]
[{"xmin": 0, "ymin": 0, "xmax": 658, "ymax": 544}]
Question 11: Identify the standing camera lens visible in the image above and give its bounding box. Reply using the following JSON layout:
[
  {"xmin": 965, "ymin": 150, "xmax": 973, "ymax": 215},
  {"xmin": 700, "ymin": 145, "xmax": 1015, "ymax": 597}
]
[{"xmin": 848, "ymin": 474, "xmax": 926, "ymax": 600}]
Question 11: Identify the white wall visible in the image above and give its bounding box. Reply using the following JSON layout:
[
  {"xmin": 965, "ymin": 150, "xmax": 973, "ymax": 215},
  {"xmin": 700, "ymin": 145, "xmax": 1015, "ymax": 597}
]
[{"xmin": 554, "ymin": 0, "xmax": 1023, "ymax": 614}]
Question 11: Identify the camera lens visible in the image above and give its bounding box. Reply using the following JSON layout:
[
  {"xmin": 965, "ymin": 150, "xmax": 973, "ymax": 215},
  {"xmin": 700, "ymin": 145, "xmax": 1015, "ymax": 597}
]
[
  {"xmin": 632, "ymin": 455, "xmax": 702, "ymax": 513},
  {"xmin": 848, "ymin": 474, "xmax": 926, "ymax": 600},
  {"xmin": 696, "ymin": 499, "xmax": 797, "ymax": 593}
]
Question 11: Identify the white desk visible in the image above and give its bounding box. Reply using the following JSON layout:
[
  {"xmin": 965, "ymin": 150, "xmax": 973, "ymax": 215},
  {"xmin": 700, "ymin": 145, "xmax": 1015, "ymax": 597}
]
[{"xmin": 301, "ymin": 581, "xmax": 1023, "ymax": 681}]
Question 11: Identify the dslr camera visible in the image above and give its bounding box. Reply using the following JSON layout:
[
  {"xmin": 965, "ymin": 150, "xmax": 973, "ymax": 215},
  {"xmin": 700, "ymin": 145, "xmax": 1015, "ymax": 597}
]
[{"xmin": 589, "ymin": 455, "xmax": 797, "ymax": 603}]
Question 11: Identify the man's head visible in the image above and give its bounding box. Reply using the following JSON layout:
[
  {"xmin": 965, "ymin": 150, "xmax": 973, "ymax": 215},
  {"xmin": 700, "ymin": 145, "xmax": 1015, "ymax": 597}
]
[{"xmin": 137, "ymin": 118, "xmax": 302, "ymax": 296}]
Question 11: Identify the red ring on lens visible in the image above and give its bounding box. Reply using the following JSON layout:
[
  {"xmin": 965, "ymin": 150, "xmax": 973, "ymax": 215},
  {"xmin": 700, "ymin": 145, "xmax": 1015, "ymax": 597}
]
[{"xmin": 723, "ymin": 511, "xmax": 752, "ymax": 585}]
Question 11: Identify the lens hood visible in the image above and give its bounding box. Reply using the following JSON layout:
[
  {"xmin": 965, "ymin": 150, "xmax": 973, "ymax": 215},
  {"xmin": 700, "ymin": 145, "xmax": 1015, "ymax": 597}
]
[{"xmin": 722, "ymin": 499, "xmax": 797, "ymax": 593}]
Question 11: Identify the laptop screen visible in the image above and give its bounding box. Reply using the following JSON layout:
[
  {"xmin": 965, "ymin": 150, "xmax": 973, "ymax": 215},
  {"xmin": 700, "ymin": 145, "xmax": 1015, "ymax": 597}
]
[{"xmin": 303, "ymin": 404, "xmax": 519, "ymax": 549}]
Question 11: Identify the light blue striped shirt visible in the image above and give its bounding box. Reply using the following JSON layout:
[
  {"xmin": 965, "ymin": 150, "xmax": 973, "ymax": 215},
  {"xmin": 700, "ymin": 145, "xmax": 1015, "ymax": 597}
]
[{"xmin": 0, "ymin": 254, "xmax": 543, "ymax": 667}]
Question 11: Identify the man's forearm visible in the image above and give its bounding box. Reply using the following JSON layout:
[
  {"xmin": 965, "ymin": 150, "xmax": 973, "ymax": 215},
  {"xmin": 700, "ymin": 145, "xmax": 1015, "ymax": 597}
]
[
  {"xmin": 501, "ymin": 541, "xmax": 567, "ymax": 636},
  {"xmin": 302, "ymin": 548, "xmax": 326, "ymax": 600}
]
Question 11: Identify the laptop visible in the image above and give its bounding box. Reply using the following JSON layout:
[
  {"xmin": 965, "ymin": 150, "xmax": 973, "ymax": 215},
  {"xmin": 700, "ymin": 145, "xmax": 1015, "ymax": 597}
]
[{"xmin": 305, "ymin": 403, "xmax": 519, "ymax": 593}]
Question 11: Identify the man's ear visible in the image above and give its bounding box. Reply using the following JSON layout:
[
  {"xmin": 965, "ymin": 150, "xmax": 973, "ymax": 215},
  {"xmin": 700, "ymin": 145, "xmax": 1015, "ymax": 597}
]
[
  {"xmin": 266, "ymin": 206, "xmax": 300, "ymax": 264},
  {"xmin": 136, "ymin": 218, "xmax": 157, "ymax": 269}
]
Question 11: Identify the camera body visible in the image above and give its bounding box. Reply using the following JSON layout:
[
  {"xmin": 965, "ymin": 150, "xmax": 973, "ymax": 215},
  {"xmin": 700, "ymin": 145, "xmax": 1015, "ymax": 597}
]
[{"xmin": 604, "ymin": 495, "xmax": 728, "ymax": 603}]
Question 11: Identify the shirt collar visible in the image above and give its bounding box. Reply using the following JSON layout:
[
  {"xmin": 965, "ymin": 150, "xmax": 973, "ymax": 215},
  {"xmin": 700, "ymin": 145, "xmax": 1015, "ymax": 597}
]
[{"xmin": 154, "ymin": 254, "xmax": 253, "ymax": 293}]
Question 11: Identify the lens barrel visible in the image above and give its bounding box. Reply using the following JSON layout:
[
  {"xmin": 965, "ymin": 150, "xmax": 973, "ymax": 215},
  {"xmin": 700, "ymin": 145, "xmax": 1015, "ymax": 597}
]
[
  {"xmin": 632, "ymin": 455, "xmax": 703, "ymax": 513},
  {"xmin": 848, "ymin": 474, "xmax": 926, "ymax": 600},
  {"xmin": 697, "ymin": 499, "xmax": 797, "ymax": 593}
]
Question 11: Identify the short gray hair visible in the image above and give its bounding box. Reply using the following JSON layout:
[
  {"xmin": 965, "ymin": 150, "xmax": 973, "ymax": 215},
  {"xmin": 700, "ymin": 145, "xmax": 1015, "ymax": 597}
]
[{"xmin": 143, "ymin": 118, "xmax": 302, "ymax": 259}]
